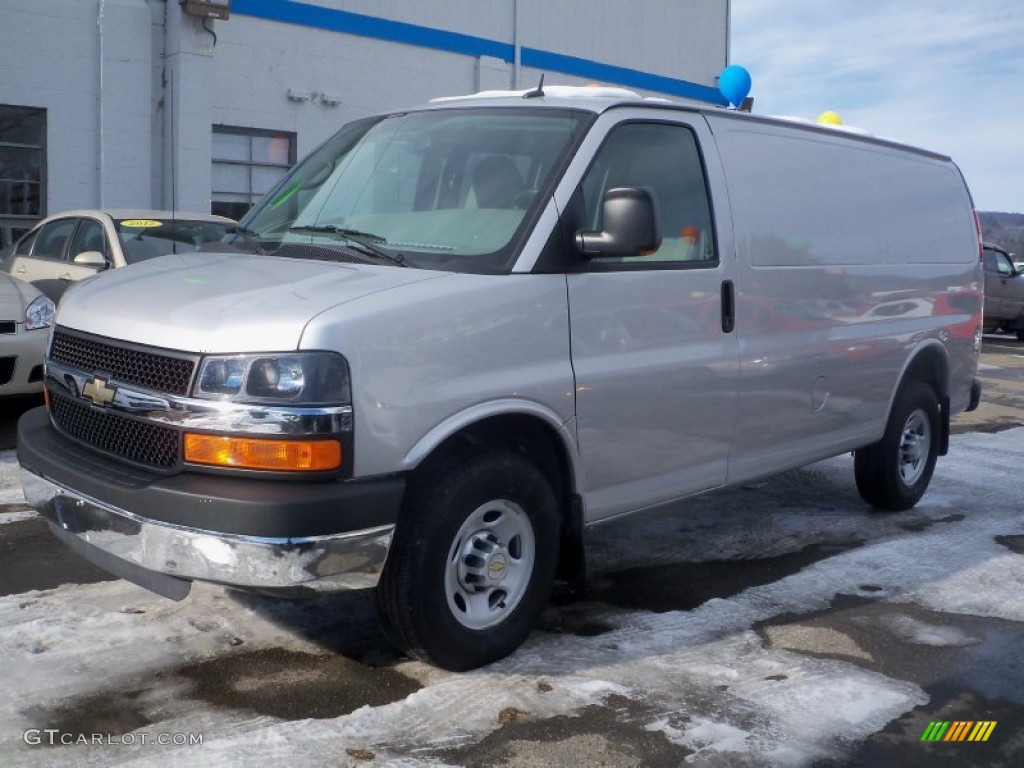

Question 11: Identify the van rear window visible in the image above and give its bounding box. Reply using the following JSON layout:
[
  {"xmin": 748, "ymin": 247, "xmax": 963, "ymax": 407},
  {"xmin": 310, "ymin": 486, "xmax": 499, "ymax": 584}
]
[{"xmin": 718, "ymin": 127, "xmax": 977, "ymax": 267}]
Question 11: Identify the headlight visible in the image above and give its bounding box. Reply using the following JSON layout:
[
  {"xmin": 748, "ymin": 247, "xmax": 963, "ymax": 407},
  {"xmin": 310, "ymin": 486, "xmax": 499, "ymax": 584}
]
[
  {"xmin": 194, "ymin": 352, "xmax": 350, "ymax": 404},
  {"xmin": 24, "ymin": 295, "xmax": 55, "ymax": 330}
]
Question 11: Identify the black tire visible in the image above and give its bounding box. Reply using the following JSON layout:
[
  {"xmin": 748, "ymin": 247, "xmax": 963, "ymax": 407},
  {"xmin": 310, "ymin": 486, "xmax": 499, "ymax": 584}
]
[
  {"xmin": 1016, "ymin": 329, "xmax": 1024, "ymax": 341},
  {"xmin": 376, "ymin": 447, "xmax": 560, "ymax": 671},
  {"xmin": 854, "ymin": 381, "xmax": 940, "ymax": 512}
]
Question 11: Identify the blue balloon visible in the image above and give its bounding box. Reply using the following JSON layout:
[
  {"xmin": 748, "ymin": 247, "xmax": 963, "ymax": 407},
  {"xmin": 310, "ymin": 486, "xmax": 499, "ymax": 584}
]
[{"xmin": 718, "ymin": 65, "xmax": 752, "ymax": 107}]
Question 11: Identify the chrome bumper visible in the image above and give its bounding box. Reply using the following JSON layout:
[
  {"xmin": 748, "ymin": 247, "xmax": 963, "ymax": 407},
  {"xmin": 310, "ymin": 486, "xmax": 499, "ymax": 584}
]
[{"xmin": 22, "ymin": 468, "xmax": 394, "ymax": 597}]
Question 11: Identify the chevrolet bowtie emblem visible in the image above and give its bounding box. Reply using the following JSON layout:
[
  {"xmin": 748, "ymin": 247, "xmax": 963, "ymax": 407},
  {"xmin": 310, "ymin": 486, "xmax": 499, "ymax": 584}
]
[{"xmin": 82, "ymin": 377, "xmax": 117, "ymax": 406}]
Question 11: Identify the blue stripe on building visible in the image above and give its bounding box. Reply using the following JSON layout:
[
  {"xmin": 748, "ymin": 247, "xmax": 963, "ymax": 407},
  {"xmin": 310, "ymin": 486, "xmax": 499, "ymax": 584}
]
[
  {"xmin": 231, "ymin": 0, "xmax": 727, "ymax": 105},
  {"xmin": 519, "ymin": 48, "xmax": 724, "ymax": 103}
]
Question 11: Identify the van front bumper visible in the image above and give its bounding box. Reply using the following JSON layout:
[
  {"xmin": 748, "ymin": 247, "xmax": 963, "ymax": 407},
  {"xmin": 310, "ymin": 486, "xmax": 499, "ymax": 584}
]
[
  {"xmin": 17, "ymin": 406, "xmax": 403, "ymax": 600},
  {"xmin": 22, "ymin": 470, "xmax": 395, "ymax": 600}
]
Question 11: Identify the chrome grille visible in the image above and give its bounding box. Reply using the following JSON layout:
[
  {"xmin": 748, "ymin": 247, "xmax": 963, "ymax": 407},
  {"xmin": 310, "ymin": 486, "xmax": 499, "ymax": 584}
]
[
  {"xmin": 49, "ymin": 391, "xmax": 179, "ymax": 469},
  {"xmin": 50, "ymin": 328, "xmax": 195, "ymax": 396}
]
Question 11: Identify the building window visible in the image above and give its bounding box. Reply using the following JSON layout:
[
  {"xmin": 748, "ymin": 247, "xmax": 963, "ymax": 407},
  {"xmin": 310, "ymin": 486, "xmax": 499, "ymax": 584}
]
[
  {"xmin": 0, "ymin": 105, "xmax": 46, "ymax": 248},
  {"xmin": 211, "ymin": 126, "xmax": 296, "ymax": 221}
]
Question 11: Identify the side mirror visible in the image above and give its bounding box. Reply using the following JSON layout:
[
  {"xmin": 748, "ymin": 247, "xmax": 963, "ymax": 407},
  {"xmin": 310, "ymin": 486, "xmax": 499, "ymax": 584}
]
[
  {"xmin": 576, "ymin": 187, "xmax": 662, "ymax": 259},
  {"xmin": 72, "ymin": 251, "xmax": 109, "ymax": 269}
]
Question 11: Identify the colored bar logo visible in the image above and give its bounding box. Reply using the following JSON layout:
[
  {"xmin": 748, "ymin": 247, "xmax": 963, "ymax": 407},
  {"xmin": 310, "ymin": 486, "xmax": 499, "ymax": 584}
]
[{"xmin": 920, "ymin": 721, "xmax": 997, "ymax": 742}]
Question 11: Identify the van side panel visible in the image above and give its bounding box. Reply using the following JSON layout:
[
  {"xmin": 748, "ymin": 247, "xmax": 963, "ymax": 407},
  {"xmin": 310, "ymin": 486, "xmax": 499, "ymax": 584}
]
[
  {"xmin": 706, "ymin": 118, "xmax": 981, "ymax": 483},
  {"xmin": 299, "ymin": 272, "xmax": 578, "ymax": 479}
]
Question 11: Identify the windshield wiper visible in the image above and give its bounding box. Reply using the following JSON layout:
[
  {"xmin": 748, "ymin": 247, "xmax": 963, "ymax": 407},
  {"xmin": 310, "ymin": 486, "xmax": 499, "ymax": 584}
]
[
  {"xmin": 288, "ymin": 225, "xmax": 407, "ymax": 266},
  {"xmin": 226, "ymin": 224, "xmax": 261, "ymax": 239},
  {"xmin": 224, "ymin": 224, "xmax": 272, "ymax": 253}
]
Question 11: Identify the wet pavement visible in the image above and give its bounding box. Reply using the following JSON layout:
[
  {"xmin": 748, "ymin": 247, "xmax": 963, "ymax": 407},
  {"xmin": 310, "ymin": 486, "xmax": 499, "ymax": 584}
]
[
  {"xmin": 952, "ymin": 334, "xmax": 1024, "ymax": 434},
  {"xmin": 437, "ymin": 694, "xmax": 693, "ymax": 767},
  {"xmin": 587, "ymin": 542, "xmax": 864, "ymax": 615},
  {"xmin": 0, "ymin": 516, "xmax": 113, "ymax": 596},
  {"xmin": 764, "ymin": 598, "xmax": 1024, "ymax": 768},
  {"xmin": 29, "ymin": 647, "xmax": 424, "ymax": 744}
]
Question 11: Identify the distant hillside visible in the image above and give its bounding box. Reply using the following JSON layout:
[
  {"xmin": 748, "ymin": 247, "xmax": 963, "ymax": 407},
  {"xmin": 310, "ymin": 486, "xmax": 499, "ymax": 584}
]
[{"xmin": 979, "ymin": 211, "xmax": 1024, "ymax": 256}]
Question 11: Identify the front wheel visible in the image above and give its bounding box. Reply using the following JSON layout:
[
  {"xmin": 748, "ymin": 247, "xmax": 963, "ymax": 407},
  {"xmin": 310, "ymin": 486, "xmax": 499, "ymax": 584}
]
[
  {"xmin": 854, "ymin": 381, "xmax": 940, "ymax": 511},
  {"xmin": 376, "ymin": 447, "xmax": 560, "ymax": 671}
]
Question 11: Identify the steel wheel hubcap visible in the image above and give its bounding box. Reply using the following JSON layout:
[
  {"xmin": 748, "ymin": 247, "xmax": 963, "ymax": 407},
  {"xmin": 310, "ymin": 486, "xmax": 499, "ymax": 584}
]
[
  {"xmin": 898, "ymin": 409, "xmax": 930, "ymax": 486},
  {"xmin": 445, "ymin": 499, "xmax": 535, "ymax": 630}
]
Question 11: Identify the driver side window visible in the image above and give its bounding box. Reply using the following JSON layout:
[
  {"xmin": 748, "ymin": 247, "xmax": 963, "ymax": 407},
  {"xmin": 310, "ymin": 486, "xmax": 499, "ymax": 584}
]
[
  {"xmin": 582, "ymin": 122, "xmax": 716, "ymax": 266},
  {"xmin": 68, "ymin": 219, "xmax": 107, "ymax": 261}
]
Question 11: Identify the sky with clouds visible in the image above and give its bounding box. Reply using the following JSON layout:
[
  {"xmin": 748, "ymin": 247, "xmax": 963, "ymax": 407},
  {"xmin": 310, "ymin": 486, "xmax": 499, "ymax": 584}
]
[{"xmin": 730, "ymin": 1, "xmax": 1024, "ymax": 213}]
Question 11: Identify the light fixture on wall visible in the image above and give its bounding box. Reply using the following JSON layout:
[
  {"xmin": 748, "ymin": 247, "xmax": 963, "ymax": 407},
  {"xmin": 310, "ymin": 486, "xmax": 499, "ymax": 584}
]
[
  {"xmin": 181, "ymin": 0, "xmax": 231, "ymax": 20},
  {"xmin": 287, "ymin": 89, "xmax": 312, "ymax": 102},
  {"xmin": 317, "ymin": 92, "xmax": 342, "ymax": 107}
]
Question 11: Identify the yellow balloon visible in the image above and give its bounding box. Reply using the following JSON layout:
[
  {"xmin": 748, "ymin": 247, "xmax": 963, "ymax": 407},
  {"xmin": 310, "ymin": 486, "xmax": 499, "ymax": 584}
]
[{"xmin": 818, "ymin": 110, "xmax": 843, "ymax": 126}]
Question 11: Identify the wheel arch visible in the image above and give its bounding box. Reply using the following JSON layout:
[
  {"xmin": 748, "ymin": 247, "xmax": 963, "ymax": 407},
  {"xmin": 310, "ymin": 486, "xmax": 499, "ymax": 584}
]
[
  {"xmin": 402, "ymin": 402, "xmax": 586, "ymax": 588},
  {"xmin": 892, "ymin": 339, "xmax": 951, "ymax": 455}
]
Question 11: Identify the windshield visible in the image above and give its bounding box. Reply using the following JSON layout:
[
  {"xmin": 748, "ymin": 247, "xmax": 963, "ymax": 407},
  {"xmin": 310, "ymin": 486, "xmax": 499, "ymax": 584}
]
[
  {"xmin": 237, "ymin": 108, "xmax": 591, "ymax": 273},
  {"xmin": 115, "ymin": 218, "xmax": 234, "ymax": 263}
]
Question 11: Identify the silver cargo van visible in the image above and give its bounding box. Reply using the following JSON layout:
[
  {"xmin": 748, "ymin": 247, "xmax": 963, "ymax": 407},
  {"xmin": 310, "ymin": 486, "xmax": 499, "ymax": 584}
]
[{"xmin": 18, "ymin": 85, "xmax": 983, "ymax": 670}]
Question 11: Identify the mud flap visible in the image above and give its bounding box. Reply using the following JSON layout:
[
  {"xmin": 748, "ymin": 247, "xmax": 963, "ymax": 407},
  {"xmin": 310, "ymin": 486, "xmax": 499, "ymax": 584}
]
[{"xmin": 938, "ymin": 394, "xmax": 950, "ymax": 456}]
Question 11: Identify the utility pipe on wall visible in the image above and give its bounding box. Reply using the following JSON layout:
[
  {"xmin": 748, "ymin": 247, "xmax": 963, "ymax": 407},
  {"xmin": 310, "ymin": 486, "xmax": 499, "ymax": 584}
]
[
  {"xmin": 97, "ymin": 0, "xmax": 106, "ymax": 206},
  {"xmin": 512, "ymin": 0, "xmax": 521, "ymax": 88}
]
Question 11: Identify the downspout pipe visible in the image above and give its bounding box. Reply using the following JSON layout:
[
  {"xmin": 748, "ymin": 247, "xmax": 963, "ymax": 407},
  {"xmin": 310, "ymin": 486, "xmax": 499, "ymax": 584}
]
[
  {"xmin": 97, "ymin": 0, "xmax": 106, "ymax": 207},
  {"xmin": 512, "ymin": 0, "xmax": 521, "ymax": 88}
]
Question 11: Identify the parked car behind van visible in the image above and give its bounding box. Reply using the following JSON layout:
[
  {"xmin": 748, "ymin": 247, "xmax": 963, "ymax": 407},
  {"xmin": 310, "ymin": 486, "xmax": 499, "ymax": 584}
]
[
  {"xmin": 17, "ymin": 86, "xmax": 983, "ymax": 671},
  {"xmin": 4, "ymin": 209, "xmax": 236, "ymax": 302},
  {"xmin": 981, "ymin": 242, "xmax": 1024, "ymax": 339},
  {"xmin": 0, "ymin": 273, "xmax": 53, "ymax": 397}
]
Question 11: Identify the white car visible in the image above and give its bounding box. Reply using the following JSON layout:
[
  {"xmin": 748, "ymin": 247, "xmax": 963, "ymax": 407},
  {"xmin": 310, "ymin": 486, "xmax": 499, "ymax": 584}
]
[
  {"xmin": 3, "ymin": 209, "xmax": 236, "ymax": 302},
  {"xmin": 0, "ymin": 273, "xmax": 53, "ymax": 396}
]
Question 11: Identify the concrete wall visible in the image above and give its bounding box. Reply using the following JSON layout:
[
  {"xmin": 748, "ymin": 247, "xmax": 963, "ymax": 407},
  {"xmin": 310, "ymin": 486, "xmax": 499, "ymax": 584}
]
[
  {"xmin": 0, "ymin": 0, "xmax": 152, "ymax": 212},
  {"xmin": 0, "ymin": 0, "xmax": 729, "ymax": 217}
]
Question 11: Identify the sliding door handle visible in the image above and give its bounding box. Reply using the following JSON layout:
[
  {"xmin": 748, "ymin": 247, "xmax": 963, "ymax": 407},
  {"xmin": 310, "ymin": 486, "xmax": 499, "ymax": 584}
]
[{"xmin": 721, "ymin": 280, "xmax": 735, "ymax": 333}]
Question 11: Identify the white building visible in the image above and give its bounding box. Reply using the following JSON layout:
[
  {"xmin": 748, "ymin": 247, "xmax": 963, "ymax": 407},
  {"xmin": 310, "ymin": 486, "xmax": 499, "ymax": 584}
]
[{"xmin": 0, "ymin": 0, "xmax": 729, "ymax": 245}]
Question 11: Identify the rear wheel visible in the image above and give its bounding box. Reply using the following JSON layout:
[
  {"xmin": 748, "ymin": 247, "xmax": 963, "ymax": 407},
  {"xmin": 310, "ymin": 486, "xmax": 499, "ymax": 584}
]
[
  {"xmin": 854, "ymin": 381, "xmax": 939, "ymax": 511},
  {"xmin": 376, "ymin": 447, "xmax": 560, "ymax": 671},
  {"xmin": 1016, "ymin": 329, "xmax": 1024, "ymax": 341}
]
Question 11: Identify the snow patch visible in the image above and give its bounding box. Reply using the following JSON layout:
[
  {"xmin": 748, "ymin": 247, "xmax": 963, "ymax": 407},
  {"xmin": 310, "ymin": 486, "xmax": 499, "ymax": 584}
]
[
  {"xmin": 652, "ymin": 716, "xmax": 752, "ymax": 762},
  {"xmin": 894, "ymin": 553, "xmax": 1024, "ymax": 623},
  {"xmin": 0, "ymin": 507, "xmax": 36, "ymax": 524}
]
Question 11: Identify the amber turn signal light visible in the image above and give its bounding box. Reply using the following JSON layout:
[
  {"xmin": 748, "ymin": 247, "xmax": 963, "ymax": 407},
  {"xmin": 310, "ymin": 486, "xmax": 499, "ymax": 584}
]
[{"xmin": 184, "ymin": 433, "xmax": 342, "ymax": 471}]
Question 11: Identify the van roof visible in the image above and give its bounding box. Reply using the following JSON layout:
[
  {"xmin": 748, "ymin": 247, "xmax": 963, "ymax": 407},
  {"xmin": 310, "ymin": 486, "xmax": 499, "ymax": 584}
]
[
  {"xmin": 423, "ymin": 84, "xmax": 951, "ymax": 162},
  {"xmin": 428, "ymin": 84, "xmax": 693, "ymax": 111}
]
